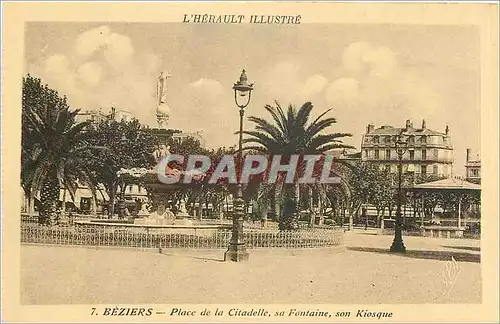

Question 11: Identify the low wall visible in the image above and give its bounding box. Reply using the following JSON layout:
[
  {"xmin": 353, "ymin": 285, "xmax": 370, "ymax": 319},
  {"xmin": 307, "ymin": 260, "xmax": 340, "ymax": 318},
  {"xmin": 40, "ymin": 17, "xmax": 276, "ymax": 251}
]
[
  {"xmin": 381, "ymin": 227, "xmax": 480, "ymax": 239},
  {"xmin": 421, "ymin": 226, "xmax": 466, "ymax": 239},
  {"xmin": 75, "ymin": 220, "xmax": 231, "ymax": 238}
]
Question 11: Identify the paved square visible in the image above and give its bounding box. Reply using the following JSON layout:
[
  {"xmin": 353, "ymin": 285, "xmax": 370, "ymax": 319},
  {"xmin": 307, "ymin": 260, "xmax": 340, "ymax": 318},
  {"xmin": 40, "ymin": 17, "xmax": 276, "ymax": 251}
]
[{"xmin": 21, "ymin": 231, "xmax": 481, "ymax": 304}]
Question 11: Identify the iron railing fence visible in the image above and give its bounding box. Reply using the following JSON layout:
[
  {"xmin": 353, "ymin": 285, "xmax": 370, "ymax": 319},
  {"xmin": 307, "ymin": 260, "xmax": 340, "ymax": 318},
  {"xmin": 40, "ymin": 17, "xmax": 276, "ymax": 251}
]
[{"xmin": 21, "ymin": 223, "xmax": 344, "ymax": 249}]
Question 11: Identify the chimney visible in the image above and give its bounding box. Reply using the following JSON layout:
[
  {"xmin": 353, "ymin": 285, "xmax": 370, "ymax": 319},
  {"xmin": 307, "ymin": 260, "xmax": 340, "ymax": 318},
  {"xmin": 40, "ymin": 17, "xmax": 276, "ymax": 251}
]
[
  {"xmin": 366, "ymin": 124, "xmax": 375, "ymax": 134},
  {"xmin": 445, "ymin": 125, "xmax": 449, "ymax": 135},
  {"xmin": 405, "ymin": 119, "xmax": 411, "ymax": 130},
  {"xmin": 422, "ymin": 119, "xmax": 426, "ymax": 130},
  {"xmin": 466, "ymin": 148, "xmax": 470, "ymax": 162}
]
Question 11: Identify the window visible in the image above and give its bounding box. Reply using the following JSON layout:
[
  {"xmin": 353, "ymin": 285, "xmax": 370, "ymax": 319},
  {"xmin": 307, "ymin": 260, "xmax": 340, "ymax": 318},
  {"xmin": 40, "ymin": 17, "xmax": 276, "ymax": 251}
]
[
  {"xmin": 409, "ymin": 150, "xmax": 415, "ymax": 160},
  {"xmin": 408, "ymin": 136, "xmax": 415, "ymax": 144},
  {"xmin": 364, "ymin": 137, "xmax": 370, "ymax": 143},
  {"xmin": 433, "ymin": 149, "xmax": 438, "ymax": 159},
  {"xmin": 373, "ymin": 136, "xmax": 379, "ymax": 144},
  {"xmin": 364, "ymin": 150, "xmax": 369, "ymax": 159},
  {"xmin": 386, "ymin": 149, "xmax": 391, "ymax": 160},
  {"xmin": 421, "ymin": 136, "xmax": 427, "ymax": 143},
  {"xmin": 433, "ymin": 165, "xmax": 438, "ymax": 174},
  {"xmin": 422, "ymin": 149, "xmax": 427, "ymax": 160},
  {"xmin": 421, "ymin": 165, "xmax": 427, "ymax": 175},
  {"xmin": 471, "ymin": 169, "xmax": 479, "ymax": 177},
  {"xmin": 385, "ymin": 136, "xmax": 391, "ymax": 143},
  {"xmin": 374, "ymin": 149, "xmax": 380, "ymax": 159}
]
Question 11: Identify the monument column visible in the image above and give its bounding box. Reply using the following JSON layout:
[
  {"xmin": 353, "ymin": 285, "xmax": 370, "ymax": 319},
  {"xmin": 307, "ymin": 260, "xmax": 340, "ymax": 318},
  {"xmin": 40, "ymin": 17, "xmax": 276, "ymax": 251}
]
[
  {"xmin": 156, "ymin": 71, "xmax": 171, "ymax": 129},
  {"xmin": 151, "ymin": 71, "xmax": 173, "ymax": 146}
]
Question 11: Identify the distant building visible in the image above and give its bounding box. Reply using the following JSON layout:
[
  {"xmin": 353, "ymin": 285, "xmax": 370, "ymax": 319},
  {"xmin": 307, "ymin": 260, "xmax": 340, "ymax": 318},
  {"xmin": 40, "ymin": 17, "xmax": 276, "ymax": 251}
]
[
  {"xmin": 75, "ymin": 107, "xmax": 135, "ymax": 125},
  {"xmin": 116, "ymin": 184, "xmax": 148, "ymax": 202},
  {"xmin": 465, "ymin": 149, "xmax": 481, "ymax": 184},
  {"xmin": 75, "ymin": 109, "xmax": 109, "ymax": 124},
  {"xmin": 171, "ymin": 130, "xmax": 205, "ymax": 148},
  {"xmin": 327, "ymin": 148, "xmax": 361, "ymax": 165},
  {"xmin": 361, "ymin": 119, "xmax": 453, "ymax": 177},
  {"xmin": 113, "ymin": 109, "xmax": 133, "ymax": 122}
]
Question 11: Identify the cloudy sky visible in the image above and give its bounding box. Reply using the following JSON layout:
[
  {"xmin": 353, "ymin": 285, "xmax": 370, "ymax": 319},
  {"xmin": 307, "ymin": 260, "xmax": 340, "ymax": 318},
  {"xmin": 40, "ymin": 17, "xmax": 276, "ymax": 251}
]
[{"xmin": 24, "ymin": 22, "xmax": 480, "ymax": 175}]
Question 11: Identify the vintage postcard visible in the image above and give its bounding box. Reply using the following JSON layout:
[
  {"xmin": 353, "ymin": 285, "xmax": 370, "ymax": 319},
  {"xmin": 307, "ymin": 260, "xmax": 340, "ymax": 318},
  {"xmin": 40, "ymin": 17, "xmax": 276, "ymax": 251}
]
[{"xmin": 2, "ymin": 1, "xmax": 499, "ymax": 323}]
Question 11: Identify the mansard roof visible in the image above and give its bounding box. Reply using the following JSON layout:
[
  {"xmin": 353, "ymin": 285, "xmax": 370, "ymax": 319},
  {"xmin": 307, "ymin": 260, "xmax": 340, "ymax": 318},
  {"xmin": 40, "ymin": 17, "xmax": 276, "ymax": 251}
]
[{"xmin": 367, "ymin": 126, "xmax": 446, "ymax": 136}]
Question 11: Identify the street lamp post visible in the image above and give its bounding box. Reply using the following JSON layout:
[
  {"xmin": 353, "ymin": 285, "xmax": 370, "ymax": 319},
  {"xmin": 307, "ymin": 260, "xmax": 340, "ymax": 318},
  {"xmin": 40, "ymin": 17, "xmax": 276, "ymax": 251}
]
[
  {"xmin": 390, "ymin": 132, "xmax": 408, "ymax": 253},
  {"xmin": 224, "ymin": 69, "xmax": 253, "ymax": 262}
]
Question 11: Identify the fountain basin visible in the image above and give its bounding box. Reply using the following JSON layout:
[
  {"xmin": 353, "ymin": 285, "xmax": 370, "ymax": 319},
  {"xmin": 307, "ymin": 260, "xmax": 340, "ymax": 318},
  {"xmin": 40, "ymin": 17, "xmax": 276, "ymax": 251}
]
[{"xmin": 75, "ymin": 220, "xmax": 231, "ymax": 237}]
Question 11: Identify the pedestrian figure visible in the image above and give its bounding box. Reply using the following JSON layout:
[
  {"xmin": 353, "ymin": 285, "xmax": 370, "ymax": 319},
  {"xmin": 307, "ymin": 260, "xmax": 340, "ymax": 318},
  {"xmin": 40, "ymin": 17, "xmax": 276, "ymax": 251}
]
[{"xmin": 362, "ymin": 205, "xmax": 368, "ymax": 230}]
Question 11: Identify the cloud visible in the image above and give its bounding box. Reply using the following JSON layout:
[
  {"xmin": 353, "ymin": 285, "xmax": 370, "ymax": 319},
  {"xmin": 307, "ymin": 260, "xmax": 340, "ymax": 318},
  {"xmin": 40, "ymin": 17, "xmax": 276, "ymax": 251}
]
[
  {"xmin": 261, "ymin": 61, "xmax": 301, "ymax": 103},
  {"xmin": 29, "ymin": 25, "xmax": 158, "ymax": 123},
  {"xmin": 326, "ymin": 41, "xmax": 446, "ymax": 131},
  {"xmin": 182, "ymin": 78, "xmax": 239, "ymax": 148},
  {"xmin": 325, "ymin": 77, "xmax": 359, "ymax": 103},
  {"xmin": 341, "ymin": 42, "xmax": 397, "ymax": 78},
  {"xmin": 341, "ymin": 42, "xmax": 372, "ymax": 73},
  {"xmin": 74, "ymin": 26, "xmax": 111, "ymax": 57},
  {"xmin": 103, "ymin": 33, "xmax": 134, "ymax": 67},
  {"xmin": 39, "ymin": 54, "xmax": 78, "ymax": 99},
  {"xmin": 261, "ymin": 61, "xmax": 328, "ymax": 106},
  {"xmin": 29, "ymin": 26, "xmax": 242, "ymax": 149},
  {"xmin": 364, "ymin": 46, "xmax": 397, "ymax": 78},
  {"xmin": 189, "ymin": 78, "xmax": 224, "ymax": 103},
  {"xmin": 303, "ymin": 75, "xmax": 328, "ymax": 99},
  {"xmin": 74, "ymin": 25, "xmax": 134, "ymax": 66},
  {"xmin": 77, "ymin": 61, "xmax": 102, "ymax": 87},
  {"xmin": 44, "ymin": 54, "xmax": 70, "ymax": 74}
]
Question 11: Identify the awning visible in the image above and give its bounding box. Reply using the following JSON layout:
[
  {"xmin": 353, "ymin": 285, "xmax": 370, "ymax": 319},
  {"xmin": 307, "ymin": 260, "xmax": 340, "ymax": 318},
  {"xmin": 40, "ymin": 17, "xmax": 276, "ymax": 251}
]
[{"xmin": 409, "ymin": 177, "xmax": 481, "ymax": 191}]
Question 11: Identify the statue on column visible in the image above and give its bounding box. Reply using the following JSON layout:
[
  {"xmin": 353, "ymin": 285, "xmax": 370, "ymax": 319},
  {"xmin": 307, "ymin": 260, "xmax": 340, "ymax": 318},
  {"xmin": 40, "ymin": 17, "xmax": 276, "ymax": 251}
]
[
  {"xmin": 156, "ymin": 71, "xmax": 171, "ymax": 129},
  {"xmin": 152, "ymin": 144, "xmax": 171, "ymax": 163}
]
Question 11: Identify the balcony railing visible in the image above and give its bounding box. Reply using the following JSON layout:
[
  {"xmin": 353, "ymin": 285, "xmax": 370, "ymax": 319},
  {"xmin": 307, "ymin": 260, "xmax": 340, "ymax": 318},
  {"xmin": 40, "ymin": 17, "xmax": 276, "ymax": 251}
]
[
  {"xmin": 362, "ymin": 142, "xmax": 453, "ymax": 149},
  {"xmin": 363, "ymin": 157, "xmax": 453, "ymax": 163}
]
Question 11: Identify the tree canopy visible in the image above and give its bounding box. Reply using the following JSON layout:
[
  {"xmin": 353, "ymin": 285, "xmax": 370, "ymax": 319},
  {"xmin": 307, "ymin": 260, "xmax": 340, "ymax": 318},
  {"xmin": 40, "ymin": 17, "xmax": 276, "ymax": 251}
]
[
  {"xmin": 243, "ymin": 101, "xmax": 353, "ymax": 230},
  {"xmin": 22, "ymin": 74, "xmax": 94, "ymax": 224}
]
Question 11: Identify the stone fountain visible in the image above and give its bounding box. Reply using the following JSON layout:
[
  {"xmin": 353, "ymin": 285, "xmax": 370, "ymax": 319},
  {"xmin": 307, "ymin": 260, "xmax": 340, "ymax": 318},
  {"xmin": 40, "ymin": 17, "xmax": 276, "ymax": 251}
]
[
  {"xmin": 117, "ymin": 145, "xmax": 203, "ymax": 226},
  {"xmin": 75, "ymin": 71, "xmax": 231, "ymax": 237}
]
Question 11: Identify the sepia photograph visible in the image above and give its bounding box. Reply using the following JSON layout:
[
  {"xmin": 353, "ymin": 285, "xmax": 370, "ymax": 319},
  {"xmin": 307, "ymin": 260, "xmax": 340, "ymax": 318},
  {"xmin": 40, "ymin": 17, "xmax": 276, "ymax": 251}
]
[{"xmin": 2, "ymin": 2, "xmax": 499, "ymax": 323}]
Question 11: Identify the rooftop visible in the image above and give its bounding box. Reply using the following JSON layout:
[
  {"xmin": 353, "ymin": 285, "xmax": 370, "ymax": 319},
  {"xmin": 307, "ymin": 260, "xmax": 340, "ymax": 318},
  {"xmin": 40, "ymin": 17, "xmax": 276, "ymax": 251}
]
[
  {"xmin": 327, "ymin": 149, "xmax": 361, "ymax": 159},
  {"xmin": 368, "ymin": 126, "xmax": 446, "ymax": 136},
  {"xmin": 365, "ymin": 119, "xmax": 449, "ymax": 137}
]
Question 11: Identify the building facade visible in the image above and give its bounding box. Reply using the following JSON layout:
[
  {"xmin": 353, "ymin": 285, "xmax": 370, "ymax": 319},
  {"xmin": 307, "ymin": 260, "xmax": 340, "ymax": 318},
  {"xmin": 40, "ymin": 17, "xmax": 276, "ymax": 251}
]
[
  {"xmin": 361, "ymin": 119, "xmax": 453, "ymax": 177},
  {"xmin": 171, "ymin": 131, "xmax": 205, "ymax": 148},
  {"xmin": 327, "ymin": 149, "xmax": 361, "ymax": 165},
  {"xmin": 465, "ymin": 149, "xmax": 481, "ymax": 184},
  {"xmin": 75, "ymin": 109, "xmax": 109, "ymax": 124},
  {"xmin": 114, "ymin": 109, "xmax": 133, "ymax": 122},
  {"xmin": 75, "ymin": 107, "xmax": 134, "ymax": 124}
]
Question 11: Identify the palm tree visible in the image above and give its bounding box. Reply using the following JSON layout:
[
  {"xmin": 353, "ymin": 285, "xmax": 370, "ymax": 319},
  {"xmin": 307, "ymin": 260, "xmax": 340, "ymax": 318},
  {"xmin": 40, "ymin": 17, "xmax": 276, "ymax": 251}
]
[
  {"xmin": 22, "ymin": 75, "xmax": 95, "ymax": 225},
  {"xmin": 242, "ymin": 101, "xmax": 353, "ymax": 230}
]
